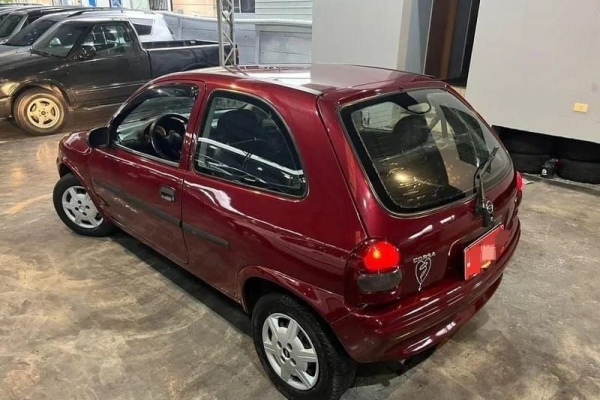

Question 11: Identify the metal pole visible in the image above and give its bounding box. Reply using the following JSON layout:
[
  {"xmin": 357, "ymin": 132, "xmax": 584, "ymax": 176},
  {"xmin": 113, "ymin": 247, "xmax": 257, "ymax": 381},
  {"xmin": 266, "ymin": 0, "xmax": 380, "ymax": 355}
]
[{"xmin": 217, "ymin": 0, "xmax": 237, "ymax": 66}]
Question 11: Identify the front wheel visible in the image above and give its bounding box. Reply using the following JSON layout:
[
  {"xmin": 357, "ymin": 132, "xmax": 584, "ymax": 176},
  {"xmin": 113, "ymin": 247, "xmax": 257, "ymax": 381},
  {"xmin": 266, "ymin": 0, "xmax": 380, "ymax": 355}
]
[
  {"xmin": 252, "ymin": 293, "xmax": 356, "ymax": 400},
  {"xmin": 14, "ymin": 88, "xmax": 68, "ymax": 136},
  {"xmin": 53, "ymin": 173, "xmax": 115, "ymax": 237}
]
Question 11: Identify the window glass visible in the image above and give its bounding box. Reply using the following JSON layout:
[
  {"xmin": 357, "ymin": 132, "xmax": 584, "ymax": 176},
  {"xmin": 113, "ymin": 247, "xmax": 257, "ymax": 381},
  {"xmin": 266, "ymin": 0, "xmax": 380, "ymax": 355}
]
[
  {"xmin": 113, "ymin": 84, "xmax": 197, "ymax": 164},
  {"xmin": 131, "ymin": 18, "xmax": 153, "ymax": 36},
  {"xmin": 32, "ymin": 23, "xmax": 89, "ymax": 57},
  {"xmin": 194, "ymin": 93, "xmax": 305, "ymax": 196},
  {"xmin": 83, "ymin": 24, "xmax": 132, "ymax": 56},
  {"xmin": 228, "ymin": 0, "xmax": 255, "ymax": 13},
  {"xmin": 6, "ymin": 19, "xmax": 56, "ymax": 46},
  {"xmin": 0, "ymin": 15, "xmax": 22, "ymax": 38},
  {"xmin": 341, "ymin": 89, "xmax": 511, "ymax": 212}
]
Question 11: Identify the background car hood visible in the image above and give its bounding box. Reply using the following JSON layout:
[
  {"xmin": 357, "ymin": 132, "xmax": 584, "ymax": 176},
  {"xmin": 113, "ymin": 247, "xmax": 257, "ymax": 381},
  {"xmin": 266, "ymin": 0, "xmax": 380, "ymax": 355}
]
[
  {"xmin": 0, "ymin": 51, "xmax": 65, "ymax": 77},
  {"xmin": 0, "ymin": 44, "xmax": 30, "ymax": 57}
]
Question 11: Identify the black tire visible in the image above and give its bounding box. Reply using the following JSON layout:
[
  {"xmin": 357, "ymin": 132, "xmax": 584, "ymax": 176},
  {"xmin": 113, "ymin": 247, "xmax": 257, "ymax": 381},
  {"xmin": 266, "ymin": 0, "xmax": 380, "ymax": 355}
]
[
  {"xmin": 557, "ymin": 159, "xmax": 600, "ymax": 184},
  {"xmin": 252, "ymin": 293, "xmax": 356, "ymax": 400},
  {"xmin": 501, "ymin": 130, "xmax": 555, "ymax": 155},
  {"xmin": 509, "ymin": 153, "xmax": 550, "ymax": 174},
  {"xmin": 13, "ymin": 88, "xmax": 68, "ymax": 136},
  {"xmin": 53, "ymin": 173, "xmax": 115, "ymax": 237},
  {"xmin": 557, "ymin": 138, "xmax": 600, "ymax": 162}
]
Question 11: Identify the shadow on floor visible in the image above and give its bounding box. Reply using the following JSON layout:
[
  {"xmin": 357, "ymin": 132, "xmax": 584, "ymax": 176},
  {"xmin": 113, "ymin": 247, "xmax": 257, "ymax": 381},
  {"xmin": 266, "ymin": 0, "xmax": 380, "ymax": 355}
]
[{"xmin": 108, "ymin": 230, "xmax": 439, "ymax": 391}]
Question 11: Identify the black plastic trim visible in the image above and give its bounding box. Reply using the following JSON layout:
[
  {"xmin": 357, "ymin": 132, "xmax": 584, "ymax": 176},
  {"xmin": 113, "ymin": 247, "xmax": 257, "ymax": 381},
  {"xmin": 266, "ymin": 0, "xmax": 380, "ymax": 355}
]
[
  {"xmin": 182, "ymin": 222, "xmax": 229, "ymax": 247},
  {"xmin": 94, "ymin": 179, "xmax": 180, "ymax": 227}
]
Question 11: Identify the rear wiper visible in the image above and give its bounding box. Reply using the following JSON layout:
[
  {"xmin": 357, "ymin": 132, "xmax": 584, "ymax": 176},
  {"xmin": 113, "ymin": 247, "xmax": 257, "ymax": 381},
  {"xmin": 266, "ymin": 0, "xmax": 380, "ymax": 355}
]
[{"xmin": 473, "ymin": 146, "xmax": 499, "ymax": 228}]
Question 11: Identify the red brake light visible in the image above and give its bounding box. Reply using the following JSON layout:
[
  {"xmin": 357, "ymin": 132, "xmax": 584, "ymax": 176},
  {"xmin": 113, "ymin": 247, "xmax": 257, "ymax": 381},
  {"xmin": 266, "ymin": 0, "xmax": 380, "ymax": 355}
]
[
  {"xmin": 363, "ymin": 241, "xmax": 401, "ymax": 272},
  {"xmin": 516, "ymin": 172, "xmax": 524, "ymax": 191}
]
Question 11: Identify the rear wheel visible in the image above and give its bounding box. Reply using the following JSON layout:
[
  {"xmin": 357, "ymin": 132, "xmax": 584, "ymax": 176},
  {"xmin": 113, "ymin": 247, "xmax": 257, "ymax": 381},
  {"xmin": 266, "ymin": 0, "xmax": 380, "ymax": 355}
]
[
  {"xmin": 14, "ymin": 88, "xmax": 68, "ymax": 136},
  {"xmin": 53, "ymin": 173, "xmax": 115, "ymax": 237},
  {"xmin": 252, "ymin": 293, "xmax": 356, "ymax": 400}
]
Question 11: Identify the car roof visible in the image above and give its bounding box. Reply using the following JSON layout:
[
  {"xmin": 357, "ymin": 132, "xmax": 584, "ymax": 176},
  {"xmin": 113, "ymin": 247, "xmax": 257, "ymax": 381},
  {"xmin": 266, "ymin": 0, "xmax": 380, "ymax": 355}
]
[
  {"xmin": 60, "ymin": 15, "xmax": 139, "ymax": 23},
  {"xmin": 9, "ymin": 6, "xmax": 78, "ymax": 17},
  {"xmin": 182, "ymin": 64, "xmax": 434, "ymax": 97},
  {"xmin": 40, "ymin": 8, "xmax": 156, "ymax": 22}
]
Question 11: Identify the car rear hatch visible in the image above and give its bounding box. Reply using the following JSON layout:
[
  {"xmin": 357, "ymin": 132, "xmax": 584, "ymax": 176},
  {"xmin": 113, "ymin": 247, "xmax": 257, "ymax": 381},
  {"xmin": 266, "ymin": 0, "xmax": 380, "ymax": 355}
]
[{"xmin": 337, "ymin": 88, "xmax": 520, "ymax": 299}]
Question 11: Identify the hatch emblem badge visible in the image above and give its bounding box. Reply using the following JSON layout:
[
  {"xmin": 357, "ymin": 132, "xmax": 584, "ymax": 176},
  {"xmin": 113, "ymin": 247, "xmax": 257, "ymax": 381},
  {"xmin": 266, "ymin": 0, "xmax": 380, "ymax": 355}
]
[
  {"xmin": 414, "ymin": 252, "xmax": 436, "ymax": 291},
  {"xmin": 484, "ymin": 199, "xmax": 494, "ymax": 216}
]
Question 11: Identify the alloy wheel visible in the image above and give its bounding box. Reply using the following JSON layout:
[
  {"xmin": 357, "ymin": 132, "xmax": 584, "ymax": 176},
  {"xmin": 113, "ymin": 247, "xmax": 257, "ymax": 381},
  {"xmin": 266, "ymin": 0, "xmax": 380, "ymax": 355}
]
[{"xmin": 26, "ymin": 97, "xmax": 61, "ymax": 129}]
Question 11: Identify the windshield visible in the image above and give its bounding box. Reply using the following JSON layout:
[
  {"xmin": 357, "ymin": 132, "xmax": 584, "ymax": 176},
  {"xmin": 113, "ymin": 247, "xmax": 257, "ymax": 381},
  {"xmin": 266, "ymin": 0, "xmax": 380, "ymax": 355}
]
[
  {"xmin": 0, "ymin": 14, "xmax": 22, "ymax": 38},
  {"xmin": 6, "ymin": 19, "xmax": 55, "ymax": 46},
  {"xmin": 32, "ymin": 23, "xmax": 88, "ymax": 57},
  {"xmin": 341, "ymin": 89, "xmax": 511, "ymax": 212}
]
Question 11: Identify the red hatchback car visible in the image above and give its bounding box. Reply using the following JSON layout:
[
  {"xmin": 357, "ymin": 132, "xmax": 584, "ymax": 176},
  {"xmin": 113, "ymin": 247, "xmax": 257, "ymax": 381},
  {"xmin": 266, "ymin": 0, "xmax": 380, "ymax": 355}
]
[{"xmin": 53, "ymin": 64, "xmax": 522, "ymax": 400}]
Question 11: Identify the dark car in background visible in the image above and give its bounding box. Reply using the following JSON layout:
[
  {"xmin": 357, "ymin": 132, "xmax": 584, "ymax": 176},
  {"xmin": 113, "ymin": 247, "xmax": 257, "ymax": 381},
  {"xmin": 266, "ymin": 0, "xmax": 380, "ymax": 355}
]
[
  {"xmin": 0, "ymin": 8, "xmax": 174, "ymax": 56},
  {"xmin": 0, "ymin": 5, "xmax": 37, "ymax": 24},
  {"xmin": 0, "ymin": 15, "xmax": 227, "ymax": 136},
  {"xmin": 0, "ymin": 6, "xmax": 81, "ymax": 43}
]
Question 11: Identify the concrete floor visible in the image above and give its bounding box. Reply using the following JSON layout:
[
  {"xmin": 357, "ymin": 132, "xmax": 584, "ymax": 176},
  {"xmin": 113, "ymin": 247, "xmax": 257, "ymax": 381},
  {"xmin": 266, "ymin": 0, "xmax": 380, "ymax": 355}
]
[{"xmin": 0, "ymin": 118, "xmax": 599, "ymax": 400}]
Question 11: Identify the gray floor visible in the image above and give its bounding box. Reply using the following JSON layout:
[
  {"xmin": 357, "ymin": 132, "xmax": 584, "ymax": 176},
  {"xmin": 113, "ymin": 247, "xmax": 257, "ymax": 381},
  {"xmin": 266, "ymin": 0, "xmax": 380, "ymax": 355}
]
[{"xmin": 0, "ymin": 120, "xmax": 599, "ymax": 400}]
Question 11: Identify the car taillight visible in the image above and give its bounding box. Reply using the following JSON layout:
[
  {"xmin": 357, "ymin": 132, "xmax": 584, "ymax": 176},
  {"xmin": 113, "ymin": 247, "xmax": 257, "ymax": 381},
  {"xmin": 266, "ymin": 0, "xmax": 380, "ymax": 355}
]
[
  {"xmin": 345, "ymin": 239, "xmax": 404, "ymax": 307},
  {"xmin": 363, "ymin": 241, "xmax": 400, "ymax": 272},
  {"xmin": 516, "ymin": 171, "xmax": 524, "ymax": 191}
]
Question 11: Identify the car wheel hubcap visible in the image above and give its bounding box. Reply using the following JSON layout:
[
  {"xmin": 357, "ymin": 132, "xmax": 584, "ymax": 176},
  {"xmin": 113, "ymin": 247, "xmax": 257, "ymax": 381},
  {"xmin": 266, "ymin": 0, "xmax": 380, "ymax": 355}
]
[
  {"xmin": 27, "ymin": 97, "xmax": 60, "ymax": 129},
  {"xmin": 262, "ymin": 313, "xmax": 319, "ymax": 391},
  {"xmin": 61, "ymin": 186, "xmax": 103, "ymax": 229}
]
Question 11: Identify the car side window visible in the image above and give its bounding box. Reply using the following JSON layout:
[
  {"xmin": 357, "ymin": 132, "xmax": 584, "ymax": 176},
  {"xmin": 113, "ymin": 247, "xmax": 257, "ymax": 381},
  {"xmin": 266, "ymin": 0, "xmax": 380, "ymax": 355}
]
[
  {"xmin": 83, "ymin": 24, "xmax": 133, "ymax": 56},
  {"xmin": 131, "ymin": 18, "xmax": 153, "ymax": 36},
  {"xmin": 194, "ymin": 92, "xmax": 306, "ymax": 196},
  {"xmin": 111, "ymin": 84, "xmax": 198, "ymax": 164}
]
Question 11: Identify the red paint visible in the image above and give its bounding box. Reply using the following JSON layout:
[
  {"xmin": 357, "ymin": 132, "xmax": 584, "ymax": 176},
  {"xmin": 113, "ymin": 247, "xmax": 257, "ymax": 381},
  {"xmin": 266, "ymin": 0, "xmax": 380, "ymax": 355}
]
[{"xmin": 57, "ymin": 64, "xmax": 521, "ymax": 363}]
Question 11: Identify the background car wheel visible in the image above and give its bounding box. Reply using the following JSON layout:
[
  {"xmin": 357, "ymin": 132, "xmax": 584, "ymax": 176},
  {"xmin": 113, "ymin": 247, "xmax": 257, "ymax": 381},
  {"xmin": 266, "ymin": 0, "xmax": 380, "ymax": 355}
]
[
  {"xmin": 509, "ymin": 152, "xmax": 550, "ymax": 174},
  {"xmin": 252, "ymin": 293, "xmax": 356, "ymax": 400},
  {"xmin": 557, "ymin": 158, "xmax": 600, "ymax": 184},
  {"xmin": 14, "ymin": 88, "xmax": 68, "ymax": 136},
  {"xmin": 53, "ymin": 173, "xmax": 115, "ymax": 237}
]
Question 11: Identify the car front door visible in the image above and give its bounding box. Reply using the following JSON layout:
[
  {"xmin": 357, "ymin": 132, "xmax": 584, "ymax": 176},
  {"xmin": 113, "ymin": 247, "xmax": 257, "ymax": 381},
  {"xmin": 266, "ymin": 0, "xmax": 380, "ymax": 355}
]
[
  {"xmin": 87, "ymin": 82, "xmax": 204, "ymax": 265},
  {"xmin": 181, "ymin": 90, "xmax": 309, "ymax": 297},
  {"xmin": 67, "ymin": 22, "xmax": 151, "ymax": 107}
]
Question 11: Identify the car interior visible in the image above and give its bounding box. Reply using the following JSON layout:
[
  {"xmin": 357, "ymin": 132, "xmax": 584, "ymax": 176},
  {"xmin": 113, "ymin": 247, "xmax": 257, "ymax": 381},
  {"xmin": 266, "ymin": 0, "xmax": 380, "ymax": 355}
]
[{"xmin": 196, "ymin": 98, "xmax": 304, "ymax": 194}]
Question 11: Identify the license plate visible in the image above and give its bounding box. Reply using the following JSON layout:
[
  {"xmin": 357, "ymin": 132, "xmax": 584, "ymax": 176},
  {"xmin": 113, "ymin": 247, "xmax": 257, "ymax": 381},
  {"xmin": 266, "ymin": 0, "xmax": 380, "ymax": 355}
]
[{"xmin": 464, "ymin": 225, "xmax": 505, "ymax": 280}]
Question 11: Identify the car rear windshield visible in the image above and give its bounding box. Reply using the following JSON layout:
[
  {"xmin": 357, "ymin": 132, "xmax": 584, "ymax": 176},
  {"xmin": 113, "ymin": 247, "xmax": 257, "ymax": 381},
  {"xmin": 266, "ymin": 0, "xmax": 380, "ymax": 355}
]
[
  {"xmin": 6, "ymin": 18, "xmax": 55, "ymax": 46},
  {"xmin": 340, "ymin": 89, "xmax": 511, "ymax": 213},
  {"xmin": 0, "ymin": 14, "xmax": 22, "ymax": 38}
]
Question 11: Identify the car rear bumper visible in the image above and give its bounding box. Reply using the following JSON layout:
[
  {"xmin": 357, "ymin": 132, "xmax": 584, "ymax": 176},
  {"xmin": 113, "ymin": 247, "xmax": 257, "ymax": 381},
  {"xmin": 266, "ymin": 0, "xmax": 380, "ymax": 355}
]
[
  {"xmin": 331, "ymin": 221, "xmax": 520, "ymax": 363},
  {"xmin": 0, "ymin": 96, "xmax": 11, "ymax": 119}
]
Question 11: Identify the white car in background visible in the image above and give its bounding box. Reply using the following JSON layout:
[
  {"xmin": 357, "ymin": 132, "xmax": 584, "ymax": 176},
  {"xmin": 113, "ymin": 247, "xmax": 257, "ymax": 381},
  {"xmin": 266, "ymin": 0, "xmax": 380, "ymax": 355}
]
[{"xmin": 0, "ymin": 8, "xmax": 173, "ymax": 55}]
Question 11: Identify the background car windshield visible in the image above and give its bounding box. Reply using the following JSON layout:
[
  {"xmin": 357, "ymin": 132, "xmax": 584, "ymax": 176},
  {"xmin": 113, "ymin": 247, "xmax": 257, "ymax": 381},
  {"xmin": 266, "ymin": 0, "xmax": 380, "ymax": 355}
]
[
  {"xmin": 32, "ymin": 23, "xmax": 89, "ymax": 57},
  {"xmin": 341, "ymin": 89, "xmax": 511, "ymax": 212},
  {"xmin": 0, "ymin": 14, "xmax": 22, "ymax": 38},
  {"xmin": 6, "ymin": 19, "xmax": 55, "ymax": 46}
]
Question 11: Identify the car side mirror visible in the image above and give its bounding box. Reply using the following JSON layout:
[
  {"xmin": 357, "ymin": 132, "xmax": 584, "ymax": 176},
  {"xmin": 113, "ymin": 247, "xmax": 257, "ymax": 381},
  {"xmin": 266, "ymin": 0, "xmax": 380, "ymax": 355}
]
[
  {"xmin": 77, "ymin": 45, "xmax": 96, "ymax": 61},
  {"xmin": 88, "ymin": 127, "xmax": 110, "ymax": 148}
]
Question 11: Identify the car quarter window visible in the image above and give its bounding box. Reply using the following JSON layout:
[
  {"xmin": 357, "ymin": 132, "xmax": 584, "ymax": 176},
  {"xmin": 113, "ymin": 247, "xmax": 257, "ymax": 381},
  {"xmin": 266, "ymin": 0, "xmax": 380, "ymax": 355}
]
[
  {"xmin": 131, "ymin": 18, "xmax": 153, "ymax": 36},
  {"xmin": 194, "ymin": 92, "xmax": 306, "ymax": 196},
  {"xmin": 83, "ymin": 24, "xmax": 133, "ymax": 56},
  {"xmin": 112, "ymin": 84, "xmax": 198, "ymax": 165}
]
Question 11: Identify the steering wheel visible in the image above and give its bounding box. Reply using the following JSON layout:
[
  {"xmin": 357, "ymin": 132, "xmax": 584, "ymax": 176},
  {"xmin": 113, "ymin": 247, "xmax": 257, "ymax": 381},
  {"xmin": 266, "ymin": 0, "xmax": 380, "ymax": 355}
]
[{"xmin": 149, "ymin": 114, "xmax": 188, "ymax": 161}]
